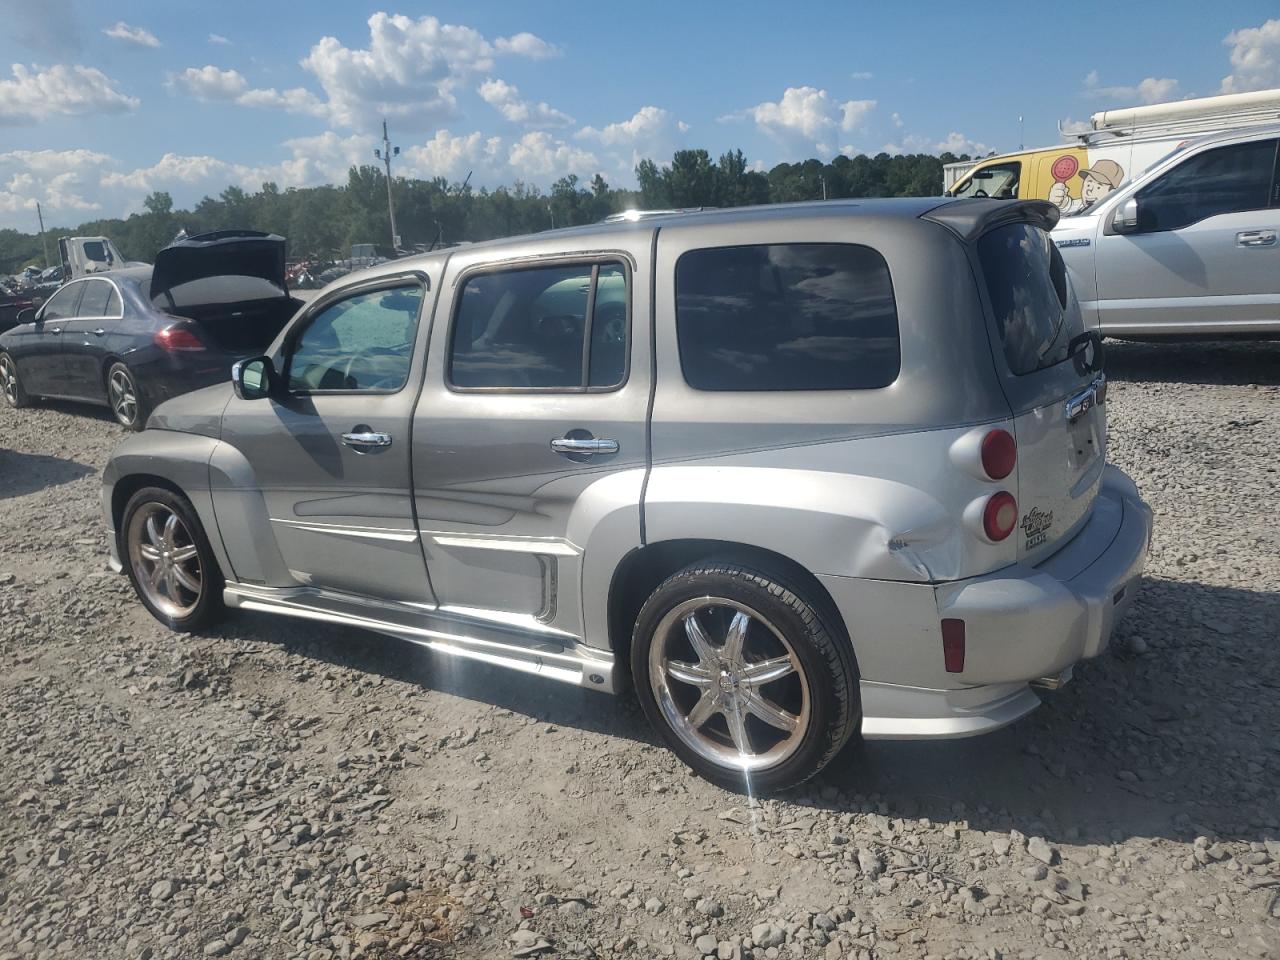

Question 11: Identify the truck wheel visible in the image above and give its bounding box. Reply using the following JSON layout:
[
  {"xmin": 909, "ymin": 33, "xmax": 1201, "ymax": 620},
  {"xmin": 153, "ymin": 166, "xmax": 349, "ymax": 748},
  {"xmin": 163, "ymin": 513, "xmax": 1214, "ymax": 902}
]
[
  {"xmin": 632, "ymin": 561, "xmax": 860, "ymax": 792},
  {"xmin": 106, "ymin": 362, "xmax": 148, "ymax": 431},
  {"xmin": 0, "ymin": 353, "xmax": 31, "ymax": 408},
  {"xmin": 120, "ymin": 487, "xmax": 226, "ymax": 632}
]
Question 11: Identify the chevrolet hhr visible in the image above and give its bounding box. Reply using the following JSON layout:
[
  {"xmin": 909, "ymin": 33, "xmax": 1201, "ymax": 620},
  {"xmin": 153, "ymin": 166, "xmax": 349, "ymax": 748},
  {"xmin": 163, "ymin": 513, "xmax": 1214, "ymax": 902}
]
[{"xmin": 102, "ymin": 198, "xmax": 1152, "ymax": 791}]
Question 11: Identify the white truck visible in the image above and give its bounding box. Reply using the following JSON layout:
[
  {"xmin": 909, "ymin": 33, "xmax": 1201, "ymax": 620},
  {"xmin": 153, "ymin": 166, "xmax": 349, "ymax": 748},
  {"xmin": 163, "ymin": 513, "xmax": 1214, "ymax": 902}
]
[{"xmin": 57, "ymin": 236, "xmax": 146, "ymax": 281}]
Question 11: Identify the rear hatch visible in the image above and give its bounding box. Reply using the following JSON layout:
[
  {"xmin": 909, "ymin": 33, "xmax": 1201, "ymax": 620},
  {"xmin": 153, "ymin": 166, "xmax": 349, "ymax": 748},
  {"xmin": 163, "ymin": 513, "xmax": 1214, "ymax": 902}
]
[
  {"xmin": 150, "ymin": 230, "xmax": 296, "ymax": 352},
  {"xmin": 974, "ymin": 209, "xmax": 1106, "ymax": 564}
]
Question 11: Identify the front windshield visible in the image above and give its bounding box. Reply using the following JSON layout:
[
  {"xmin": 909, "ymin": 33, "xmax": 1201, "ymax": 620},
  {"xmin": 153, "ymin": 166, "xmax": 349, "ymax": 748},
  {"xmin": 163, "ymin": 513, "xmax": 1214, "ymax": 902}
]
[{"xmin": 951, "ymin": 161, "xmax": 1021, "ymax": 200}]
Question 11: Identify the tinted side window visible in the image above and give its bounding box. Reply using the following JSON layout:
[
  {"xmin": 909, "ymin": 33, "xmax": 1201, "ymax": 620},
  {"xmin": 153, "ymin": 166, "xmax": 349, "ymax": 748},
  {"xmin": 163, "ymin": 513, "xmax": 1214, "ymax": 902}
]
[
  {"xmin": 287, "ymin": 285, "xmax": 422, "ymax": 391},
  {"xmin": 450, "ymin": 262, "xmax": 627, "ymax": 390},
  {"xmin": 75, "ymin": 280, "xmax": 114, "ymax": 317},
  {"xmin": 41, "ymin": 284, "xmax": 83, "ymax": 321},
  {"xmin": 978, "ymin": 223, "xmax": 1082, "ymax": 376},
  {"xmin": 1137, "ymin": 140, "xmax": 1278, "ymax": 232},
  {"xmin": 675, "ymin": 243, "xmax": 900, "ymax": 391}
]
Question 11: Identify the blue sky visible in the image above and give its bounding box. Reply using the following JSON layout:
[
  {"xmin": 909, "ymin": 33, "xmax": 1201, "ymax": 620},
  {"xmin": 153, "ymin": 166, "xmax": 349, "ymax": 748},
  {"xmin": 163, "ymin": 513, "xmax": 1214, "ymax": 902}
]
[{"xmin": 1, "ymin": 0, "xmax": 1278, "ymax": 230}]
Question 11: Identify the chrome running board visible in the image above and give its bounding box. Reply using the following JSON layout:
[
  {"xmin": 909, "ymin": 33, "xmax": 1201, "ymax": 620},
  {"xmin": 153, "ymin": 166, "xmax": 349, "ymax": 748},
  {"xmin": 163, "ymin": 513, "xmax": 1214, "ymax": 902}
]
[{"xmin": 223, "ymin": 582, "xmax": 619, "ymax": 693}]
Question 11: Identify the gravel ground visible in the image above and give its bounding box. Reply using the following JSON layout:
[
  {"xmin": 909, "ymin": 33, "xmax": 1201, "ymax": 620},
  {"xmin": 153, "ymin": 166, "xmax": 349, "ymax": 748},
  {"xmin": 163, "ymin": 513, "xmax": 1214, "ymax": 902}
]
[{"xmin": 1, "ymin": 340, "xmax": 1278, "ymax": 960}]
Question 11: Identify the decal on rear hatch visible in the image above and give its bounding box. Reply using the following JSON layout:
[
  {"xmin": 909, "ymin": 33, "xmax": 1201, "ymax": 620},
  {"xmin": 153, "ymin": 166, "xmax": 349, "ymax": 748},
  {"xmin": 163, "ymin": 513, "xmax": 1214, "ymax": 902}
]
[{"xmin": 1021, "ymin": 507, "xmax": 1055, "ymax": 550}]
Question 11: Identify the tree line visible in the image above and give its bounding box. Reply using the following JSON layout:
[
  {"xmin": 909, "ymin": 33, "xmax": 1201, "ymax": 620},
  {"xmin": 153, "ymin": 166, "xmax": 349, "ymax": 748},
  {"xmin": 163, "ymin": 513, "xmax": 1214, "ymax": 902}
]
[{"xmin": 0, "ymin": 148, "xmax": 975, "ymax": 271}]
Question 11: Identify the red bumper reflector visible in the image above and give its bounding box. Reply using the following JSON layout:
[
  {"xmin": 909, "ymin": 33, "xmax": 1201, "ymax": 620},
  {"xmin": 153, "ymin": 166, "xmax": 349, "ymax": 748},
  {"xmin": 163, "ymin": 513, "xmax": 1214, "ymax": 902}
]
[{"xmin": 941, "ymin": 618, "xmax": 965, "ymax": 673}]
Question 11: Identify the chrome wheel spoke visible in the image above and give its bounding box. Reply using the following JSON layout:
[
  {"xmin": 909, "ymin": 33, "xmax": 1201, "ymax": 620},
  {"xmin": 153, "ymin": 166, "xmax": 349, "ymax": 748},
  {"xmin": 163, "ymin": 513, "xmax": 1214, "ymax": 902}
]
[
  {"xmin": 162, "ymin": 513, "xmax": 178, "ymax": 546},
  {"xmin": 682, "ymin": 613, "xmax": 717, "ymax": 664},
  {"xmin": 138, "ymin": 543, "xmax": 161, "ymax": 562},
  {"xmin": 741, "ymin": 655, "xmax": 795, "ymax": 687},
  {"xmin": 163, "ymin": 566, "xmax": 181, "ymax": 599},
  {"xmin": 172, "ymin": 563, "xmax": 201, "ymax": 594},
  {"xmin": 724, "ymin": 699, "xmax": 754, "ymax": 757},
  {"xmin": 722, "ymin": 611, "xmax": 750, "ymax": 662},
  {"xmin": 666, "ymin": 659, "xmax": 713, "ymax": 687},
  {"xmin": 170, "ymin": 545, "xmax": 197, "ymax": 563},
  {"xmin": 145, "ymin": 515, "xmax": 163, "ymax": 547},
  {"xmin": 146, "ymin": 560, "xmax": 165, "ymax": 589},
  {"xmin": 685, "ymin": 690, "xmax": 720, "ymax": 729},
  {"xmin": 742, "ymin": 691, "xmax": 799, "ymax": 733}
]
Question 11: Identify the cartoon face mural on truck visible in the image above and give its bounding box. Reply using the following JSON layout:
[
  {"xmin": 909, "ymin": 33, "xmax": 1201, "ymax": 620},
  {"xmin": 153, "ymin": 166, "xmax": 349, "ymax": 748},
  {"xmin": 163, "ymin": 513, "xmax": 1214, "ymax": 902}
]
[{"xmin": 1046, "ymin": 156, "xmax": 1126, "ymax": 215}]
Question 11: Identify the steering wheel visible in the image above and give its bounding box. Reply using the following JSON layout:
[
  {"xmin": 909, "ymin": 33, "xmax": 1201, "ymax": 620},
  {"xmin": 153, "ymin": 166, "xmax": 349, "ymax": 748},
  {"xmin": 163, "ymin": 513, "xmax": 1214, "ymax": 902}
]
[
  {"xmin": 972, "ymin": 189, "xmax": 989, "ymax": 198},
  {"xmin": 339, "ymin": 346, "xmax": 405, "ymax": 390}
]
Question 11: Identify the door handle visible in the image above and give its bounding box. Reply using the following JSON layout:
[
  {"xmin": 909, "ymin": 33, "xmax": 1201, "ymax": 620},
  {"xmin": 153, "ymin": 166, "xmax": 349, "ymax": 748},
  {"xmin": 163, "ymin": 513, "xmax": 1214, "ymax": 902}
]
[
  {"xmin": 49, "ymin": 326, "xmax": 62, "ymax": 334},
  {"xmin": 93, "ymin": 328, "xmax": 106, "ymax": 336},
  {"xmin": 550, "ymin": 437, "xmax": 619, "ymax": 456},
  {"xmin": 1236, "ymin": 230, "xmax": 1277, "ymax": 247},
  {"xmin": 341, "ymin": 431, "xmax": 392, "ymax": 449}
]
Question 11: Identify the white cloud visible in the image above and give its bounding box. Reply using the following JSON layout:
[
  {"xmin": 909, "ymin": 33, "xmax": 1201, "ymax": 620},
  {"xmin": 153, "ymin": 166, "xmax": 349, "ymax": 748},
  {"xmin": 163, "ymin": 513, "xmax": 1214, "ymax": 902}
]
[
  {"xmin": 934, "ymin": 131, "xmax": 991, "ymax": 155},
  {"xmin": 494, "ymin": 32, "xmax": 561, "ymax": 60},
  {"xmin": 104, "ymin": 22, "xmax": 160, "ymax": 48},
  {"xmin": 1084, "ymin": 70, "xmax": 1179, "ymax": 105},
  {"xmin": 840, "ymin": 98, "xmax": 875, "ymax": 132},
  {"xmin": 1221, "ymin": 18, "xmax": 1280, "ymax": 93},
  {"xmin": 507, "ymin": 131, "xmax": 597, "ymax": 178},
  {"xmin": 577, "ymin": 105, "xmax": 688, "ymax": 174},
  {"xmin": 208, "ymin": 33, "xmax": 231, "ymax": 45},
  {"xmin": 298, "ymin": 13, "xmax": 560, "ymax": 131},
  {"xmin": 477, "ymin": 78, "xmax": 573, "ymax": 128},
  {"xmin": 1059, "ymin": 116, "xmax": 1092, "ymax": 136},
  {"xmin": 172, "ymin": 65, "xmax": 324, "ymax": 117},
  {"xmin": 0, "ymin": 148, "xmax": 115, "ymax": 219},
  {"xmin": 402, "ymin": 130, "xmax": 502, "ymax": 181},
  {"xmin": 0, "ymin": 63, "xmax": 138, "ymax": 124}
]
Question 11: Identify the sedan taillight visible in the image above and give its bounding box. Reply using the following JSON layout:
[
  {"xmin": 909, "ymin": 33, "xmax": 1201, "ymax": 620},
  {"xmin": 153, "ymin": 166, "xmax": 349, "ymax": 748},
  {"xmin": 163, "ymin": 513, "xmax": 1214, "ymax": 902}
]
[{"xmin": 154, "ymin": 325, "xmax": 206, "ymax": 352}]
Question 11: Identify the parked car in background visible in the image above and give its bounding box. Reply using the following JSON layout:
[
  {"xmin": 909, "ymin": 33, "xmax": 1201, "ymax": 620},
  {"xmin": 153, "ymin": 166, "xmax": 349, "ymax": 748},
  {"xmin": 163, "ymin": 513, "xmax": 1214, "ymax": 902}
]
[
  {"xmin": 945, "ymin": 87, "xmax": 1280, "ymax": 218},
  {"xmin": 1053, "ymin": 124, "xmax": 1280, "ymax": 338},
  {"xmin": 0, "ymin": 282, "xmax": 42, "ymax": 335},
  {"xmin": 0, "ymin": 230, "xmax": 302, "ymax": 429},
  {"xmin": 100, "ymin": 199, "xmax": 1151, "ymax": 791}
]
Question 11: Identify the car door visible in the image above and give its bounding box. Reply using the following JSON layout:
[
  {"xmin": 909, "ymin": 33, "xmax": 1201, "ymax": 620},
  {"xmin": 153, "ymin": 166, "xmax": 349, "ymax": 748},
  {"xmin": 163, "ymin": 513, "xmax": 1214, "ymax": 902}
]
[
  {"xmin": 217, "ymin": 270, "xmax": 436, "ymax": 604},
  {"xmin": 59, "ymin": 278, "xmax": 123, "ymax": 400},
  {"xmin": 1093, "ymin": 137, "xmax": 1280, "ymax": 334},
  {"xmin": 411, "ymin": 235, "xmax": 652, "ymax": 649},
  {"xmin": 19, "ymin": 282, "xmax": 84, "ymax": 396}
]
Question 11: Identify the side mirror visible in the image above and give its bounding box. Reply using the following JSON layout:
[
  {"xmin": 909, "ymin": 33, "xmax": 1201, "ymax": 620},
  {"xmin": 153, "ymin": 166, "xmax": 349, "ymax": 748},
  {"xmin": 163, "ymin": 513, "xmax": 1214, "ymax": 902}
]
[
  {"xmin": 1112, "ymin": 197, "xmax": 1140, "ymax": 234},
  {"xmin": 15, "ymin": 308, "xmax": 35, "ymax": 325},
  {"xmin": 232, "ymin": 356, "xmax": 275, "ymax": 400}
]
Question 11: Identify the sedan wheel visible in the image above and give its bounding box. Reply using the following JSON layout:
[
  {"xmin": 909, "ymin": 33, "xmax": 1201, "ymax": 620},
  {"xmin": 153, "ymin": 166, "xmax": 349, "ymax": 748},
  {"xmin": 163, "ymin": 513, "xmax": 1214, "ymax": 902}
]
[
  {"xmin": 0, "ymin": 353, "xmax": 31, "ymax": 408},
  {"xmin": 126, "ymin": 502, "xmax": 203, "ymax": 619},
  {"xmin": 106, "ymin": 362, "xmax": 147, "ymax": 430}
]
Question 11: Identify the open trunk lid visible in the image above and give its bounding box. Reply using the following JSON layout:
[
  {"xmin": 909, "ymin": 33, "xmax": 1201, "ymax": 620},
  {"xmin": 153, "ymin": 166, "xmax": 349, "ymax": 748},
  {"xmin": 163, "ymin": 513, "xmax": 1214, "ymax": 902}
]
[
  {"xmin": 150, "ymin": 230, "xmax": 288, "ymax": 309},
  {"xmin": 935, "ymin": 200, "xmax": 1107, "ymax": 564}
]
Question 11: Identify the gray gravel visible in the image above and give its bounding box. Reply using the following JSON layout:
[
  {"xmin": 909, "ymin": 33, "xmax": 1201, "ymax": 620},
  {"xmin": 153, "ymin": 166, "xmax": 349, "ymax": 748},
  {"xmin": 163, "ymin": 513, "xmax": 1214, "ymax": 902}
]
[{"xmin": 1, "ymin": 340, "xmax": 1278, "ymax": 960}]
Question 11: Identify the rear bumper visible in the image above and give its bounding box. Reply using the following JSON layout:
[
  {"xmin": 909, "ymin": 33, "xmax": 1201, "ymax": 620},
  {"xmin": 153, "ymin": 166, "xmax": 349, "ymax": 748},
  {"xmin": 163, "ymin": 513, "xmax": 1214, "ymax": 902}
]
[{"xmin": 833, "ymin": 465, "xmax": 1152, "ymax": 740}]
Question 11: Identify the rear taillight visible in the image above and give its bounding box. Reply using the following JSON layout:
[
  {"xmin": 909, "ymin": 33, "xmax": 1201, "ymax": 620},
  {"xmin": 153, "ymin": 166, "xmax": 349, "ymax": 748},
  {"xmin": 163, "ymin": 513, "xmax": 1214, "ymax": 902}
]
[
  {"xmin": 154, "ymin": 325, "xmax": 206, "ymax": 352},
  {"xmin": 941, "ymin": 618, "xmax": 966, "ymax": 673},
  {"xmin": 980, "ymin": 429, "xmax": 1016, "ymax": 480},
  {"xmin": 983, "ymin": 491, "xmax": 1018, "ymax": 541}
]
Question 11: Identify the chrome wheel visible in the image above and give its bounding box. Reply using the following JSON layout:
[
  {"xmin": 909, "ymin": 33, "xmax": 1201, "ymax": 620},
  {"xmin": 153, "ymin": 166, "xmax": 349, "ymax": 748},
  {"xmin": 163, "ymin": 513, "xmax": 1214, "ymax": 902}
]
[
  {"xmin": 648, "ymin": 597, "xmax": 810, "ymax": 773},
  {"xmin": 126, "ymin": 503, "xmax": 202, "ymax": 618},
  {"xmin": 0, "ymin": 355, "xmax": 16, "ymax": 405},
  {"xmin": 108, "ymin": 368, "xmax": 137, "ymax": 425}
]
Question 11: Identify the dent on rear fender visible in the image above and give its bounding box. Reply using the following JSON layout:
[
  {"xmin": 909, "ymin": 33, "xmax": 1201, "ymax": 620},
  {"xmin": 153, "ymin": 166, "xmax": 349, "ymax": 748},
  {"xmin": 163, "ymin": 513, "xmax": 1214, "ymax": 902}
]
[{"xmin": 642, "ymin": 465, "xmax": 967, "ymax": 581}]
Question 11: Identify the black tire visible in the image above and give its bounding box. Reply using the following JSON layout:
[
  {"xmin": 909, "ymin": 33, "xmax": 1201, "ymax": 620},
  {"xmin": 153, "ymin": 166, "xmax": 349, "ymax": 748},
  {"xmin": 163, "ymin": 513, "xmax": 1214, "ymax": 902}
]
[
  {"xmin": 105, "ymin": 361, "xmax": 149, "ymax": 431},
  {"xmin": 120, "ymin": 486, "xmax": 226, "ymax": 632},
  {"xmin": 0, "ymin": 352, "xmax": 32, "ymax": 408},
  {"xmin": 631, "ymin": 560, "xmax": 861, "ymax": 792}
]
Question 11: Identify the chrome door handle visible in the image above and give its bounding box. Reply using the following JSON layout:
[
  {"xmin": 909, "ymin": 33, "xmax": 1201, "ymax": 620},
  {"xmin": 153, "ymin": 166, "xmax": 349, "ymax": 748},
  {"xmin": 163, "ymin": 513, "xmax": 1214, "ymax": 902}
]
[
  {"xmin": 341, "ymin": 431, "xmax": 392, "ymax": 449},
  {"xmin": 1236, "ymin": 230, "xmax": 1277, "ymax": 247},
  {"xmin": 49, "ymin": 327, "xmax": 62, "ymax": 334},
  {"xmin": 550, "ymin": 437, "xmax": 619, "ymax": 456},
  {"xmin": 93, "ymin": 328, "xmax": 106, "ymax": 336}
]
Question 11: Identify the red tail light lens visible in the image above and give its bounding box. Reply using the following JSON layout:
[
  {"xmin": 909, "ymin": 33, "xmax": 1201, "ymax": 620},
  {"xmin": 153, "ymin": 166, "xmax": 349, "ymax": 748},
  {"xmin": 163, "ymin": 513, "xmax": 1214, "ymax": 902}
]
[
  {"xmin": 154, "ymin": 325, "xmax": 206, "ymax": 352},
  {"xmin": 941, "ymin": 618, "xmax": 965, "ymax": 673},
  {"xmin": 983, "ymin": 491, "xmax": 1018, "ymax": 541},
  {"xmin": 980, "ymin": 429, "xmax": 1016, "ymax": 480}
]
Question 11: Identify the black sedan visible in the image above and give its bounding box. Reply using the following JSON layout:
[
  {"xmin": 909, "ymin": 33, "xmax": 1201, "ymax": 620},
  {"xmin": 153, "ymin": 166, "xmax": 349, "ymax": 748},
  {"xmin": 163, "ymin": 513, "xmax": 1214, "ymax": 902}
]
[{"xmin": 0, "ymin": 231, "xmax": 302, "ymax": 430}]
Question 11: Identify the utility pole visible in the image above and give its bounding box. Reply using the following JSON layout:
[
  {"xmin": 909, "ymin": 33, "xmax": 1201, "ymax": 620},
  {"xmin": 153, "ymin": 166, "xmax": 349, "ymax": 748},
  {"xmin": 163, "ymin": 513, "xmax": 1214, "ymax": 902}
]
[
  {"xmin": 819, "ymin": 174, "xmax": 827, "ymax": 200},
  {"xmin": 1018, "ymin": 115, "xmax": 1024, "ymax": 152},
  {"xmin": 36, "ymin": 202, "xmax": 49, "ymax": 268},
  {"xmin": 373, "ymin": 119, "xmax": 400, "ymax": 255}
]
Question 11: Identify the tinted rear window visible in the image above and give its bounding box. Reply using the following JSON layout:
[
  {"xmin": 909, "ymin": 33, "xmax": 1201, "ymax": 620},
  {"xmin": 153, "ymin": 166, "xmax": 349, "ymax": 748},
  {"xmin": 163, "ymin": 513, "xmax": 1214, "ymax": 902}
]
[
  {"xmin": 675, "ymin": 243, "xmax": 900, "ymax": 391},
  {"xmin": 977, "ymin": 223, "xmax": 1081, "ymax": 376}
]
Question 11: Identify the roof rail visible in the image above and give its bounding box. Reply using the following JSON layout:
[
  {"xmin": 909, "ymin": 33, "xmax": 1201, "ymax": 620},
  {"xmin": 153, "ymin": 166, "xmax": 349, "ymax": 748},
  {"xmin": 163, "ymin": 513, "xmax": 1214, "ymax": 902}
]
[{"xmin": 600, "ymin": 207, "xmax": 717, "ymax": 223}]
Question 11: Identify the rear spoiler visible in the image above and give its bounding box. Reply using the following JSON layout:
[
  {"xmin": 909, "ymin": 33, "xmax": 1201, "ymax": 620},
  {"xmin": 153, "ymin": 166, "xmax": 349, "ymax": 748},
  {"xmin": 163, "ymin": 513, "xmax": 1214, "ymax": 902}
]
[{"xmin": 920, "ymin": 199, "xmax": 1060, "ymax": 243}]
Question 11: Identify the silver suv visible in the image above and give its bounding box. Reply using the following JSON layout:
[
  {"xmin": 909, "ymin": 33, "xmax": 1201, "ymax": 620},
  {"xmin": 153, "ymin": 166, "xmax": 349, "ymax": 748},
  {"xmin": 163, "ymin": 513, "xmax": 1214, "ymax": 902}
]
[
  {"xmin": 103, "ymin": 199, "xmax": 1152, "ymax": 791},
  {"xmin": 1054, "ymin": 124, "xmax": 1280, "ymax": 338}
]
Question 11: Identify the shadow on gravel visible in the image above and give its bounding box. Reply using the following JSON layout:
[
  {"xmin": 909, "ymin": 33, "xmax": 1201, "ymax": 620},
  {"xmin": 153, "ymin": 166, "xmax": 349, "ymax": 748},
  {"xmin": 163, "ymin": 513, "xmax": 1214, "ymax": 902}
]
[
  {"xmin": 1105, "ymin": 338, "xmax": 1280, "ymax": 385},
  {"xmin": 29, "ymin": 398, "xmax": 118, "ymax": 424},
  {"xmin": 0, "ymin": 448, "xmax": 94, "ymax": 499},
  {"xmin": 216, "ymin": 573, "xmax": 1278, "ymax": 849}
]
